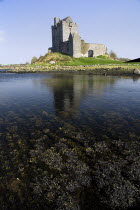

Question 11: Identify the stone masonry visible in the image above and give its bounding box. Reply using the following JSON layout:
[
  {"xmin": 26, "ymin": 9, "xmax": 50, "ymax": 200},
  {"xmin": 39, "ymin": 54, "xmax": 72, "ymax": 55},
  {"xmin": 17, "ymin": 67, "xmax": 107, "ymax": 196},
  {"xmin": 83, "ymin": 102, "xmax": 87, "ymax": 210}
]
[{"xmin": 48, "ymin": 16, "xmax": 107, "ymax": 58}]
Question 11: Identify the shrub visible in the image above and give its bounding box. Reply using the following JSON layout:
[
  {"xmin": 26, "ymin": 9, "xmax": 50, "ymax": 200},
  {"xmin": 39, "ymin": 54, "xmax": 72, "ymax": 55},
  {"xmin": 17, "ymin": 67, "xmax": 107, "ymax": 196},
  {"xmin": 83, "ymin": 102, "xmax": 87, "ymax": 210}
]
[
  {"xmin": 109, "ymin": 50, "xmax": 117, "ymax": 59},
  {"xmin": 31, "ymin": 56, "xmax": 38, "ymax": 64}
]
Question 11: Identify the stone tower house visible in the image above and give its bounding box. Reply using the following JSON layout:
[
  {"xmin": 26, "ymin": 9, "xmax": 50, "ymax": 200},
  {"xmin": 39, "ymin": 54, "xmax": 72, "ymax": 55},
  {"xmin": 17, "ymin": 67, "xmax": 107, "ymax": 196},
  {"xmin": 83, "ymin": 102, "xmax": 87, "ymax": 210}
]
[{"xmin": 49, "ymin": 16, "xmax": 107, "ymax": 58}]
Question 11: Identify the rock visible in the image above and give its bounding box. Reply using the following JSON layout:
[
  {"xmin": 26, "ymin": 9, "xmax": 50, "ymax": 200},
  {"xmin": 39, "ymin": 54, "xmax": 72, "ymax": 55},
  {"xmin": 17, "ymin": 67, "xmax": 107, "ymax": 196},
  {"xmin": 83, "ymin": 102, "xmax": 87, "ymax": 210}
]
[
  {"xmin": 49, "ymin": 61, "xmax": 56, "ymax": 64},
  {"xmin": 133, "ymin": 69, "xmax": 140, "ymax": 74}
]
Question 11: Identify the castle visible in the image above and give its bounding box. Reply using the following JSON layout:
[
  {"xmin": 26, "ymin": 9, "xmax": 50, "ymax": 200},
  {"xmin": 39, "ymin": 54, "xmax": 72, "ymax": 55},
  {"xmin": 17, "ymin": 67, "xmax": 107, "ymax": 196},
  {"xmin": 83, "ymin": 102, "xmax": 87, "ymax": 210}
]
[{"xmin": 48, "ymin": 16, "xmax": 107, "ymax": 58}]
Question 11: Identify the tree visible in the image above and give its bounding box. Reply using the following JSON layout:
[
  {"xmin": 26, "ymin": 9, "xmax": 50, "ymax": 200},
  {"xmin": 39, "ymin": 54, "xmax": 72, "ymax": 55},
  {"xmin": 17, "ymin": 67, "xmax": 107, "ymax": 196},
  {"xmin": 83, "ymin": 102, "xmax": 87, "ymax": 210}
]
[
  {"xmin": 109, "ymin": 50, "xmax": 117, "ymax": 60},
  {"xmin": 31, "ymin": 56, "xmax": 38, "ymax": 64}
]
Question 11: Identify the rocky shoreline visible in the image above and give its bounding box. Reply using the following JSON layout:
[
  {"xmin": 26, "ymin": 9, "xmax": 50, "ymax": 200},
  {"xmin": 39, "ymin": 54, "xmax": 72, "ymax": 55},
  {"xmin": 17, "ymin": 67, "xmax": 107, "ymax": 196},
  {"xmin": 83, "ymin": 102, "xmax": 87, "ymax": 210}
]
[{"xmin": 0, "ymin": 65, "xmax": 140, "ymax": 76}]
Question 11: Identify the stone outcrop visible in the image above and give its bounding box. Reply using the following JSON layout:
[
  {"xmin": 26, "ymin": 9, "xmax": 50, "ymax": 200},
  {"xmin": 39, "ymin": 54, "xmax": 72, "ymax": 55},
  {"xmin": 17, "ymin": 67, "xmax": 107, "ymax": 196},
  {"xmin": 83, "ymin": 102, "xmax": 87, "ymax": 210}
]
[{"xmin": 134, "ymin": 69, "xmax": 140, "ymax": 74}]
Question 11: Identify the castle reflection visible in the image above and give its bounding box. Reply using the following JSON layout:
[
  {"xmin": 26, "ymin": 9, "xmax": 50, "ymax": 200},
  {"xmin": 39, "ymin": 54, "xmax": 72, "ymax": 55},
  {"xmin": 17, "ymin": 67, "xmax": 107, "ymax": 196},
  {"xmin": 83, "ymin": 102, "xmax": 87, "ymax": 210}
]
[{"xmin": 33, "ymin": 74, "xmax": 117, "ymax": 116}]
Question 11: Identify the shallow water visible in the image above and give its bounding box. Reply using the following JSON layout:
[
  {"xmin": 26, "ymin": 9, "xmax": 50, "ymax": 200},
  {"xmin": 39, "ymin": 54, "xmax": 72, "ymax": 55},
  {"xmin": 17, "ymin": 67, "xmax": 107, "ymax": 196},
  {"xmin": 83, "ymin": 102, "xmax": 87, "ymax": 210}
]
[{"xmin": 0, "ymin": 72, "xmax": 140, "ymax": 209}]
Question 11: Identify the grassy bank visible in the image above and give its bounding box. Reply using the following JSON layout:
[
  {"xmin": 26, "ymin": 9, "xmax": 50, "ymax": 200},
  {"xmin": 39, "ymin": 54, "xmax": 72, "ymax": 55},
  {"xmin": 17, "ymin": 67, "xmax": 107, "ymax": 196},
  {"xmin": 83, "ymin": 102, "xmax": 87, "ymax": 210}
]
[
  {"xmin": 29, "ymin": 53, "xmax": 140, "ymax": 70},
  {"xmin": 0, "ymin": 53, "xmax": 140, "ymax": 75},
  {"xmin": 31, "ymin": 53, "xmax": 124, "ymax": 66},
  {"xmin": 62, "ymin": 56, "xmax": 123, "ymax": 66}
]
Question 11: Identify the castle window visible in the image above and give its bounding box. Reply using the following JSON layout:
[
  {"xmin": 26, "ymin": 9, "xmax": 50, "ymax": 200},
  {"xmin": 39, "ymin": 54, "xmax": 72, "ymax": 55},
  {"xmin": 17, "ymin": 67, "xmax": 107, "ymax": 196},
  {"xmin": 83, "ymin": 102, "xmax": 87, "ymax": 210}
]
[{"xmin": 69, "ymin": 22, "xmax": 72, "ymax": 27}]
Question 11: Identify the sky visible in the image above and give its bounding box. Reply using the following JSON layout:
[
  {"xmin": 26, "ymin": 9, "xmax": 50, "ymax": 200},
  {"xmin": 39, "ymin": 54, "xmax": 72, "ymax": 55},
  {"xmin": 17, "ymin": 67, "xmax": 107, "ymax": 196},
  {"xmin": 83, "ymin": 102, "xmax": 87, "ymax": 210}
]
[{"xmin": 0, "ymin": 0, "xmax": 140, "ymax": 64}]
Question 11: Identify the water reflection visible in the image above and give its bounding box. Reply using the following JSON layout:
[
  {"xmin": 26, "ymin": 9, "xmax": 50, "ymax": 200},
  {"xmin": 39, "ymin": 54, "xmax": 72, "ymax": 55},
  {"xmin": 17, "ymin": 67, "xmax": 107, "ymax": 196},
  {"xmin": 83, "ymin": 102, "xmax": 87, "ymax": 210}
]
[{"xmin": 33, "ymin": 74, "xmax": 118, "ymax": 116}]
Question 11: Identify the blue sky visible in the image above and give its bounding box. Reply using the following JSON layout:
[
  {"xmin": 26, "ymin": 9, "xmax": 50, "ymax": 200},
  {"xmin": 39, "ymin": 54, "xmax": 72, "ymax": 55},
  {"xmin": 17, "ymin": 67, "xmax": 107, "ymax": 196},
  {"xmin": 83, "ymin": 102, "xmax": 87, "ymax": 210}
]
[{"xmin": 0, "ymin": 0, "xmax": 140, "ymax": 64}]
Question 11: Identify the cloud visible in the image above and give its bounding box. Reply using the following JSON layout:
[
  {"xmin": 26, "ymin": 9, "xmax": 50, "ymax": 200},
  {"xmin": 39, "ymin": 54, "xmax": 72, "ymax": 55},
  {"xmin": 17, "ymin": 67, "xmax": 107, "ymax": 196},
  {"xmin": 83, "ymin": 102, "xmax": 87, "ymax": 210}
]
[{"xmin": 0, "ymin": 31, "xmax": 5, "ymax": 42}]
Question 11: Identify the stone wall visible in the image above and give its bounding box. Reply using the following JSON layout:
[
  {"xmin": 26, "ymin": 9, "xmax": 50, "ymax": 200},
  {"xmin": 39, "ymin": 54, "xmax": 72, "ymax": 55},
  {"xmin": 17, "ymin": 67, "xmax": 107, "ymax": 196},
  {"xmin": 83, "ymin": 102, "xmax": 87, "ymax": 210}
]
[
  {"xmin": 69, "ymin": 33, "xmax": 81, "ymax": 58},
  {"xmin": 62, "ymin": 21, "xmax": 78, "ymax": 42},
  {"xmin": 52, "ymin": 17, "xmax": 78, "ymax": 55},
  {"xmin": 81, "ymin": 41, "xmax": 90, "ymax": 55},
  {"xmin": 60, "ymin": 41, "xmax": 69, "ymax": 54},
  {"xmin": 81, "ymin": 42, "xmax": 107, "ymax": 57},
  {"xmin": 52, "ymin": 22, "xmax": 63, "ymax": 52}
]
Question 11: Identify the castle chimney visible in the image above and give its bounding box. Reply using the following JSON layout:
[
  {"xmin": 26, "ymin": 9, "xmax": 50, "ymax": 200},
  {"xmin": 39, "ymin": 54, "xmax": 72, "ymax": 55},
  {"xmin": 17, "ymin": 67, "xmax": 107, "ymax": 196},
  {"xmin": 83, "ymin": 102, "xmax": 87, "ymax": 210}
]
[{"xmin": 54, "ymin": 17, "xmax": 60, "ymax": 26}]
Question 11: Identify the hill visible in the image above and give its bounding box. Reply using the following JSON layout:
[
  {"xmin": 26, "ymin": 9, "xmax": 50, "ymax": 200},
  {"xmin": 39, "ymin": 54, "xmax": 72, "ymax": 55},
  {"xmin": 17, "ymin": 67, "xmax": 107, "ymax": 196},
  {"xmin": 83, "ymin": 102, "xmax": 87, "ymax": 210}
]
[
  {"xmin": 35, "ymin": 53, "xmax": 73, "ymax": 64},
  {"xmin": 33, "ymin": 53, "xmax": 123, "ymax": 66}
]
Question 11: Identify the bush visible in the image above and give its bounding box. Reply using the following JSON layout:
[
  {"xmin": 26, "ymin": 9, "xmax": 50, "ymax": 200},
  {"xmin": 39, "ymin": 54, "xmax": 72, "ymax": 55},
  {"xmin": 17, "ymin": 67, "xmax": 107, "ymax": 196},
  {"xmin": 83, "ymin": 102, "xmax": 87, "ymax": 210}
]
[
  {"xmin": 31, "ymin": 56, "xmax": 38, "ymax": 64},
  {"xmin": 109, "ymin": 50, "xmax": 117, "ymax": 59}
]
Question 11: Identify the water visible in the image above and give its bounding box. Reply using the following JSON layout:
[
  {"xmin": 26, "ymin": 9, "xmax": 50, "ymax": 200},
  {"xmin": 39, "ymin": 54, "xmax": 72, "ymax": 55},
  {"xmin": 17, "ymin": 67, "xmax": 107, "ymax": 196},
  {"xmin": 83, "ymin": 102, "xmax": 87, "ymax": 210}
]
[
  {"xmin": 0, "ymin": 69, "xmax": 9, "ymax": 72},
  {"xmin": 0, "ymin": 72, "xmax": 140, "ymax": 209}
]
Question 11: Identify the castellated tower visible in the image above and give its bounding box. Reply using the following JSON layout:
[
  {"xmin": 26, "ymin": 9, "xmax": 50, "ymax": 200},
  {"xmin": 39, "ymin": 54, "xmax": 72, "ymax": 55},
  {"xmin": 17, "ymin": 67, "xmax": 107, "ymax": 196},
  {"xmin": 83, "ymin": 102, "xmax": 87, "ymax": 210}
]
[
  {"xmin": 49, "ymin": 17, "xmax": 107, "ymax": 58},
  {"xmin": 69, "ymin": 33, "xmax": 81, "ymax": 58}
]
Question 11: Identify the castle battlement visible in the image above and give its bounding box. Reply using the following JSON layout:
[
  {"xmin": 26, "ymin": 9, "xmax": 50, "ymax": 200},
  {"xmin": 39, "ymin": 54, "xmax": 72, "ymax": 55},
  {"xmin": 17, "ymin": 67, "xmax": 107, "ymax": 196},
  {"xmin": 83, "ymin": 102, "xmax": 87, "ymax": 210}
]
[{"xmin": 49, "ymin": 17, "xmax": 107, "ymax": 58}]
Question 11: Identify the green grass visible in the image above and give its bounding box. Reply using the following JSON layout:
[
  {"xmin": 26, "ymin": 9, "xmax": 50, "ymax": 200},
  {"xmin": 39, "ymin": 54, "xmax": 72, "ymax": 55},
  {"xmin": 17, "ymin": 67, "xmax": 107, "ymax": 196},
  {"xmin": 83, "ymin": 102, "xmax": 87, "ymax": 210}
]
[
  {"xmin": 32, "ymin": 52, "xmax": 124, "ymax": 66},
  {"xmin": 29, "ymin": 53, "xmax": 140, "ymax": 69},
  {"xmin": 62, "ymin": 57, "xmax": 123, "ymax": 66},
  {"xmin": 36, "ymin": 52, "xmax": 73, "ymax": 63}
]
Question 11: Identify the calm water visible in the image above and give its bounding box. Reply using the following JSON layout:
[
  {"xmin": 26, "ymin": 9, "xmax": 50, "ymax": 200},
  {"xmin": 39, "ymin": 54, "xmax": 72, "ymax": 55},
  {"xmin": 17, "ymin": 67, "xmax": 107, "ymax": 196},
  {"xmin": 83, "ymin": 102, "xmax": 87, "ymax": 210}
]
[{"xmin": 0, "ymin": 72, "xmax": 140, "ymax": 210}]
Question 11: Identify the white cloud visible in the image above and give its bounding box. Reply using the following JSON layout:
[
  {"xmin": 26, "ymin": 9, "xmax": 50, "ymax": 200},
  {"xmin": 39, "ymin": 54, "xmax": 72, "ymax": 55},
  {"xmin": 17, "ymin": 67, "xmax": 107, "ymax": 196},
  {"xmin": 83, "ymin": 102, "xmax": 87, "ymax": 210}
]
[{"xmin": 0, "ymin": 30, "xmax": 5, "ymax": 42}]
